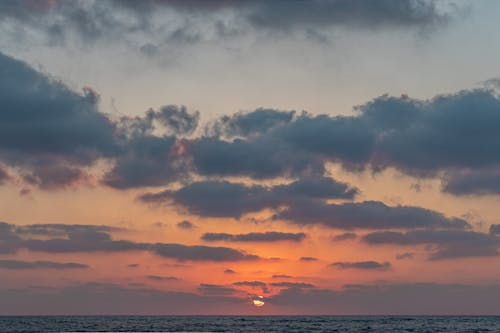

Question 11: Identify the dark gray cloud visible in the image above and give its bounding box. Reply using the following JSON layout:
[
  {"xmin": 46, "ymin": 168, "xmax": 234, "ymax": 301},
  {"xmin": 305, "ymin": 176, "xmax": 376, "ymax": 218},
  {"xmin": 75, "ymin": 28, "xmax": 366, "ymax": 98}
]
[
  {"xmin": 0, "ymin": 282, "xmax": 245, "ymax": 315},
  {"xmin": 299, "ymin": 257, "xmax": 318, "ymax": 262},
  {"xmin": 331, "ymin": 261, "xmax": 391, "ymax": 270},
  {"xmin": 151, "ymin": 243, "xmax": 259, "ymax": 262},
  {"xmin": 140, "ymin": 177, "xmax": 357, "ymax": 218},
  {"xmin": 275, "ymin": 200, "xmax": 469, "ymax": 230},
  {"xmin": 0, "ymin": 52, "xmax": 117, "ymax": 188},
  {"xmin": 362, "ymin": 229, "xmax": 500, "ymax": 260},
  {"xmin": 5, "ymin": 48, "xmax": 500, "ymax": 198},
  {"xmin": 128, "ymin": 263, "xmax": 139, "ymax": 268},
  {"xmin": 233, "ymin": 280, "xmax": 268, "ymax": 293},
  {"xmin": 4, "ymin": 281, "xmax": 500, "ymax": 315},
  {"xmin": 197, "ymin": 283, "xmax": 238, "ymax": 296},
  {"xmin": 0, "ymin": 52, "xmax": 200, "ymax": 190},
  {"xmin": 332, "ymin": 232, "xmax": 357, "ymax": 241},
  {"xmin": 177, "ymin": 220, "xmax": 196, "ymax": 230},
  {"xmin": 267, "ymin": 283, "xmax": 500, "ymax": 315},
  {"xmin": 272, "ymin": 274, "xmax": 292, "ymax": 279},
  {"xmin": 0, "ymin": 221, "xmax": 260, "ymax": 262},
  {"xmin": 147, "ymin": 275, "xmax": 179, "ymax": 281},
  {"xmin": 233, "ymin": 281, "xmax": 267, "ymax": 287},
  {"xmin": 201, "ymin": 231, "xmax": 306, "ymax": 243},
  {"xmin": 395, "ymin": 252, "xmax": 415, "ymax": 260},
  {"xmin": 0, "ymin": 0, "xmax": 448, "ymax": 54},
  {"xmin": 224, "ymin": 269, "xmax": 236, "ymax": 274},
  {"xmin": 490, "ymin": 224, "xmax": 500, "ymax": 235},
  {"xmin": 190, "ymin": 137, "xmax": 325, "ymax": 179},
  {"xmin": 245, "ymin": 0, "xmax": 447, "ymax": 31},
  {"xmin": 208, "ymin": 108, "xmax": 296, "ymax": 137},
  {"xmin": 442, "ymin": 169, "xmax": 500, "ymax": 196},
  {"xmin": 0, "ymin": 259, "xmax": 88, "ymax": 270},
  {"xmin": 270, "ymin": 282, "xmax": 315, "ymax": 289},
  {"xmin": 191, "ymin": 90, "xmax": 500, "ymax": 196}
]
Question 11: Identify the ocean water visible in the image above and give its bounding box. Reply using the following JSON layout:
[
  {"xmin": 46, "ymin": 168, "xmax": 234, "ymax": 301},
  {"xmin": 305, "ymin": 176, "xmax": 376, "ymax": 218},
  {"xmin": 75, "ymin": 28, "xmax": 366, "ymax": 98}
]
[{"xmin": 1, "ymin": 316, "xmax": 499, "ymax": 333}]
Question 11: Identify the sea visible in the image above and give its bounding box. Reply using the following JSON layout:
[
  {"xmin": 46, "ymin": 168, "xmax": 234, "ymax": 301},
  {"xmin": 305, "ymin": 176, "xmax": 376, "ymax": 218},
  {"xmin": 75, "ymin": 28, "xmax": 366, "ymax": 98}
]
[{"xmin": 0, "ymin": 316, "xmax": 499, "ymax": 333}]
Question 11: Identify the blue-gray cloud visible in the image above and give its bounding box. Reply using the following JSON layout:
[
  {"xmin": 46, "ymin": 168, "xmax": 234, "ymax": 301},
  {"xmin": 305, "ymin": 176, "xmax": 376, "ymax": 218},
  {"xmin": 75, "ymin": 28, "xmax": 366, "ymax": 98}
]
[
  {"xmin": 140, "ymin": 177, "xmax": 357, "ymax": 218},
  {"xmin": 275, "ymin": 200, "xmax": 469, "ymax": 230},
  {"xmin": 0, "ymin": 0, "xmax": 448, "ymax": 53},
  {"xmin": 201, "ymin": 231, "xmax": 306, "ymax": 243},
  {"xmin": 0, "ymin": 259, "xmax": 88, "ymax": 270},
  {"xmin": 331, "ymin": 261, "xmax": 391, "ymax": 270},
  {"xmin": 362, "ymin": 229, "xmax": 500, "ymax": 260},
  {"xmin": 0, "ymin": 221, "xmax": 260, "ymax": 262}
]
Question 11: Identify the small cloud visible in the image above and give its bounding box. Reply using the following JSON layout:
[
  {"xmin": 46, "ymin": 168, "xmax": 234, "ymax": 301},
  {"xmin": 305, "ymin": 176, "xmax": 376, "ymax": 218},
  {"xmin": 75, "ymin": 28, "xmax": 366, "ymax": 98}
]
[
  {"xmin": 202, "ymin": 231, "xmax": 305, "ymax": 242},
  {"xmin": 332, "ymin": 232, "xmax": 357, "ymax": 241},
  {"xmin": 147, "ymin": 275, "xmax": 179, "ymax": 281},
  {"xmin": 128, "ymin": 263, "xmax": 139, "ymax": 268},
  {"xmin": 299, "ymin": 257, "xmax": 318, "ymax": 262},
  {"xmin": 331, "ymin": 261, "xmax": 391, "ymax": 270},
  {"xmin": 224, "ymin": 269, "xmax": 236, "ymax": 274},
  {"xmin": 395, "ymin": 252, "xmax": 415, "ymax": 260},
  {"xmin": 0, "ymin": 259, "xmax": 88, "ymax": 270},
  {"xmin": 177, "ymin": 220, "xmax": 196, "ymax": 230},
  {"xmin": 270, "ymin": 282, "xmax": 315, "ymax": 289},
  {"xmin": 272, "ymin": 274, "xmax": 293, "ymax": 279}
]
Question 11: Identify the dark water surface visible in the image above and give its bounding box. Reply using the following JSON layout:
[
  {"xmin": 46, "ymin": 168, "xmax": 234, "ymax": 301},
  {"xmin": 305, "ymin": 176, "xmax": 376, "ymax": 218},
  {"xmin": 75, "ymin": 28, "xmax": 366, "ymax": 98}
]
[{"xmin": 1, "ymin": 316, "xmax": 499, "ymax": 333}]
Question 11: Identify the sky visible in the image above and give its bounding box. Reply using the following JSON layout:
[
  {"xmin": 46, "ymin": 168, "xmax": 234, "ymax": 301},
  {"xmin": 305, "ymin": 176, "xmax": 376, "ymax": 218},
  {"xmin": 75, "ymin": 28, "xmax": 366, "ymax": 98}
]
[{"xmin": 2, "ymin": 0, "xmax": 500, "ymax": 315}]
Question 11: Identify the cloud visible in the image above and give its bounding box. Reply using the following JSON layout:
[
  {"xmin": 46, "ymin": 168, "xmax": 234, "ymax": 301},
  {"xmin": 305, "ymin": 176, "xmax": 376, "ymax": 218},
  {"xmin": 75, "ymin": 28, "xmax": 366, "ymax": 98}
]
[
  {"xmin": 189, "ymin": 137, "xmax": 325, "ymax": 179},
  {"xmin": 0, "ymin": 52, "xmax": 200, "ymax": 190},
  {"xmin": 176, "ymin": 220, "xmax": 196, "ymax": 230},
  {"xmin": 201, "ymin": 231, "xmax": 306, "ymax": 243},
  {"xmin": 197, "ymin": 283, "xmax": 238, "ymax": 296},
  {"xmin": 0, "ymin": 282, "xmax": 246, "ymax": 315},
  {"xmin": 272, "ymin": 274, "xmax": 292, "ymax": 279},
  {"xmin": 331, "ymin": 261, "xmax": 391, "ymax": 270},
  {"xmin": 5, "ymin": 50, "xmax": 500, "ymax": 197},
  {"xmin": 0, "ymin": 165, "xmax": 11, "ymax": 184},
  {"xmin": 275, "ymin": 200, "xmax": 470, "ymax": 230},
  {"xmin": 270, "ymin": 282, "xmax": 315, "ymax": 289},
  {"xmin": 267, "ymin": 283, "xmax": 500, "ymax": 315},
  {"xmin": 0, "ymin": 0, "xmax": 449, "ymax": 54},
  {"xmin": 362, "ymin": 229, "xmax": 500, "ymax": 260},
  {"xmin": 147, "ymin": 275, "xmax": 179, "ymax": 281},
  {"xmin": 208, "ymin": 108, "xmax": 296, "ymax": 137},
  {"xmin": 224, "ymin": 269, "xmax": 236, "ymax": 274},
  {"xmin": 299, "ymin": 257, "xmax": 318, "ymax": 262},
  {"xmin": 395, "ymin": 252, "xmax": 415, "ymax": 260},
  {"xmin": 192, "ymin": 90, "xmax": 500, "ymax": 196},
  {"xmin": 0, "ymin": 52, "xmax": 117, "ymax": 188},
  {"xmin": 140, "ymin": 177, "xmax": 357, "ymax": 218},
  {"xmin": 442, "ymin": 169, "xmax": 500, "ymax": 196},
  {"xmin": 0, "ymin": 221, "xmax": 260, "ymax": 262},
  {"xmin": 0, "ymin": 259, "xmax": 88, "ymax": 270},
  {"xmin": 150, "ymin": 243, "xmax": 259, "ymax": 262},
  {"xmin": 490, "ymin": 224, "xmax": 500, "ymax": 235},
  {"xmin": 233, "ymin": 281, "xmax": 267, "ymax": 287},
  {"xmin": 233, "ymin": 280, "xmax": 268, "ymax": 293},
  {"xmin": 332, "ymin": 232, "xmax": 357, "ymax": 241}
]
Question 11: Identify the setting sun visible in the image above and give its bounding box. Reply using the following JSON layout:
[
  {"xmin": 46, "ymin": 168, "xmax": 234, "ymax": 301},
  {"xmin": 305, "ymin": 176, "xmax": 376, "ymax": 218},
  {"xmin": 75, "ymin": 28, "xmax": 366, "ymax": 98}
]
[{"xmin": 252, "ymin": 296, "xmax": 265, "ymax": 307}]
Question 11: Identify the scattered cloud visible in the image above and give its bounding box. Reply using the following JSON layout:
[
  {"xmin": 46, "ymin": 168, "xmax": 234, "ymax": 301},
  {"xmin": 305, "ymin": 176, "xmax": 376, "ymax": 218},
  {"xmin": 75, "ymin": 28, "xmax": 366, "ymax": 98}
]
[
  {"xmin": 331, "ymin": 261, "xmax": 391, "ymax": 270},
  {"xmin": 0, "ymin": 259, "xmax": 88, "ymax": 270},
  {"xmin": 0, "ymin": 221, "xmax": 260, "ymax": 262},
  {"xmin": 201, "ymin": 231, "xmax": 306, "ymax": 243},
  {"xmin": 176, "ymin": 220, "xmax": 196, "ymax": 230},
  {"xmin": 146, "ymin": 275, "xmax": 179, "ymax": 281},
  {"xmin": 362, "ymin": 230, "xmax": 500, "ymax": 260}
]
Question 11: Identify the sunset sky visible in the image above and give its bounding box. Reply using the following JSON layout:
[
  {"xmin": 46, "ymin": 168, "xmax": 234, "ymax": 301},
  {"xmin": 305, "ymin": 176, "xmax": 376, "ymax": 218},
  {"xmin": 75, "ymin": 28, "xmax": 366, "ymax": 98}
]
[{"xmin": 2, "ymin": 0, "xmax": 500, "ymax": 315}]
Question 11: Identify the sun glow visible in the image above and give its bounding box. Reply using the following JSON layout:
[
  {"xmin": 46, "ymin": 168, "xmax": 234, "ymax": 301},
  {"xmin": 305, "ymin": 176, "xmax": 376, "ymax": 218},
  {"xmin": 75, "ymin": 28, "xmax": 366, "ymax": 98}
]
[{"xmin": 252, "ymin": 296, "xmax": 265, "ymax": 307}]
